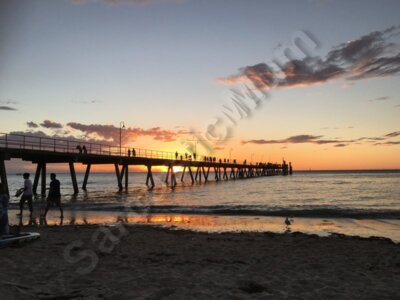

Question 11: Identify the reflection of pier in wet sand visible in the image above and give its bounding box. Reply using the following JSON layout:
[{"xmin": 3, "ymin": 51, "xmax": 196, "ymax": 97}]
[{"xmin": 0, "ymin": 133, "xmax": 292, "ymax": 196}]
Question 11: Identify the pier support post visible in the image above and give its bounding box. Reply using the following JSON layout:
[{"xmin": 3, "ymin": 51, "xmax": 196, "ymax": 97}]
[
  {"xmin": 82, "ymin": 164, "xmax": 91, "ymax": 190},
  {"xmin": 114, "ymin": 164, "xmax": 123, "ymax": 191},
  {"xmin": 202, "ymin": 166, "xmax": 208, "ymax": 183},
  {"xmin": 0, "ymin": 160, "xmax": 9, "ymax": 197},
  {"xmin": 180, "ymin": 166, "xmax": 186, "ymax": 182},
  {"xmin": 170, "ymin": 166, "xmax": 177, "ymax": 188},
  {"xmin": 146, "ymin": 165, "xmax": 155, "ymax": 189},
  {"xmin": 33, "ymin": 163, "xmax": 41, "ymax": 195},
  {"xmin": 214, "ymin": 167, "xmax": 219, "ymax": 181},
  {"xmin": 69, "ymin": 162, "xmax": 79, "ymax": 194},
  {"xmin": 223, "ymin": 167, "xmax": 228, "ymax": 180},
  {"xmin": 165, "ymin": 166, "xmax": 170, "ymax": 184},
  {"xmin": 195, "ymin": 166, "xmax": 202, "ymax": 182},
  {"xmin": 41, "ymin": 162, "xmax": 47, "ymax": 196},
  {"xmin": 124, "ymin": 165, "xmax": 129, "ymax": 190},
  {"xmin": 188, "ymin": 166, "xmax": 194, "ymax": 184}
]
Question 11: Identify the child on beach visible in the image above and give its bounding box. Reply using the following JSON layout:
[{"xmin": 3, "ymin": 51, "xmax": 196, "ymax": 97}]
[{"xmin": 0, "ymin": 183, "xmax": 9, "ymax": 235}]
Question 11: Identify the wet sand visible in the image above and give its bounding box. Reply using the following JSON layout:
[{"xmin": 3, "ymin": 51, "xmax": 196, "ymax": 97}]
[
  {"xmin": 8, "ymin": 209, "xmax": 400, "ymax": 242},
  {"xmin": 1, "ymin": 224, "xmax": 400, "ymax": 299}
]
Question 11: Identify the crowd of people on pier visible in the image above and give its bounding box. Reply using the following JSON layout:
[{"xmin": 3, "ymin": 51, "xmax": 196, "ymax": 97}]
[{"xmin": 73, "ymin": 144, "xmax": 280, "ymax": 169}]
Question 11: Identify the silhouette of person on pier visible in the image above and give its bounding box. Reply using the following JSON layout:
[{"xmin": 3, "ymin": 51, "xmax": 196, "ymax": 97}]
[
  {"xmin": 132, "ymin": 148, "xmax": 136, "ymax": 157},
  {"xmin": 82, "ymin": 145, "xmax": 87, "ymax": 154},
  {"xmin": 175, "ymin": 151, "xmax": 178, "ymax": 159},
  {"xmin": 43, "ymin": 173, "xmax": 63, "ymax": 219},
  {"xmin": 128, "ymin": 149, "xmax": 131, "ymax": 157},
  {"xmin": 17, "ymin": 173, "xmax": 33, "ymax": 217},
  {"xmin": 76, "ymin": 145, "xmax": 82, "ymax": 154}
]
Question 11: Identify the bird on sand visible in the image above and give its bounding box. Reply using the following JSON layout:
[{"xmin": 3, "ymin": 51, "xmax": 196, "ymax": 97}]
[{"xmin": 285, "ymin": 217, "xmax": 291, "ymax": 226}]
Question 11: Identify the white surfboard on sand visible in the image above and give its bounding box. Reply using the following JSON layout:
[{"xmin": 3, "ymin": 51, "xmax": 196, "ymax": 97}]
[{"xmin": 0, "ymin": 232, "xmax": 40, "ymax": 248}]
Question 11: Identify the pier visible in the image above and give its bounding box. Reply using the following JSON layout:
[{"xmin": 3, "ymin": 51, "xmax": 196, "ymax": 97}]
[{"xmin": 0, "ymin": 133, "xmax": 292, "ymax": 196}]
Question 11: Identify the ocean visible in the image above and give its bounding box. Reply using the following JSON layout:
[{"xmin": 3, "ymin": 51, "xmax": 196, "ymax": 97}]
[{"xmin": 6, "ymin": 170, "xmax": 400, "ymax": 241}]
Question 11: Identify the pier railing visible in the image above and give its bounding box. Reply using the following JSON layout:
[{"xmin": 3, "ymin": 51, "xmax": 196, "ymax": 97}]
[{"xmin": 0, "ymin": 132, "xmax": 179, "ymax": 160}]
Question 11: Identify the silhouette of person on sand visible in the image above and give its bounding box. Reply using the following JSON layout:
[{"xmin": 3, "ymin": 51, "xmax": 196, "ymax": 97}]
[
  {"xmin": 43, "ymin": 173, "xmax": 63, "ymax": 219},
  {"xmin": 17, "ymin": 173, "xmax": 33, "ymax": 217}
]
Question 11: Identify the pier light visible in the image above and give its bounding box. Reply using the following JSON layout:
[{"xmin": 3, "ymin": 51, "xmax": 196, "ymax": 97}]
[{"xmin": 119, "ymin": 121, "xmax": 125, "ymax": 156}]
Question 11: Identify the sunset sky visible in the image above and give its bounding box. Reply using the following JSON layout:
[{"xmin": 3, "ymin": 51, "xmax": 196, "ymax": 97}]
[{"xmin": 1, "ymin": 0, "xmax": 400, "ymax": 171}]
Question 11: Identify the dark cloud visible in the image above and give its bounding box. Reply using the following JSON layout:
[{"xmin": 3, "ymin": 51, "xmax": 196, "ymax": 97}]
[
  {"xmin": 242, "ymin": 134, "xmax": 328, "ymax": 145},
  {"xmin": 71, "ymin": 100, "xmax": 102, "ymax": 104},
  {"xmin": 218, "ymin": 26, "xmax": 400, "ymax": 90},
  {"xmin": 385, "ymin": 131, "xmax": 400, "ymax": 138},
  {"xmin": 242, "ymin": 130, "xmax": 400, "ymax": 147},
  {"xmin": 369, "ymin": 96, "xmax": 389, "ymax": 102},
  {"xmin": 0, "ymin": 106, "xmax": 17, "ymax": 111},
  {"xmin": 26, "ymin": 121, "xmax": 39, "ymax": 128},
  {"xmin": 0, "ymin": 100, "xmax": 18, "ymax": 105},
  {"xmin": 40, "ymin": 120, "xmax": 63, "ymax": 129},
  {"xmin": 374, "ymin": 141, "xmax": 400, "ymax": 145}
]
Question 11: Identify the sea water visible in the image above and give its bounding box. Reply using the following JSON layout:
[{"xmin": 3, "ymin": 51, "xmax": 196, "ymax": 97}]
[{"xmin": 6, "ymin": 170, "xmax": 400, "ymax": 241}]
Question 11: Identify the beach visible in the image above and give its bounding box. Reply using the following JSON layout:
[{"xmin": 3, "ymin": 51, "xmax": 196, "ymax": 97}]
[{"xmin": 1, "ymin": 224, "xmax": 399, "ymax": 299}]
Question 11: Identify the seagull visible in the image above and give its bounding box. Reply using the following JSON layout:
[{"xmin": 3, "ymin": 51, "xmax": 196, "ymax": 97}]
[{"xmin": 285, "ymin": 217, "xmax": 291, "ymax": 226}]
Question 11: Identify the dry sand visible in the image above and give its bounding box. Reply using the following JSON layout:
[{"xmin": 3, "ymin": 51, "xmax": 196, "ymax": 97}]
[{"xmin": 1, "ymin": 224, "xmax": 400, "ymax": 299}]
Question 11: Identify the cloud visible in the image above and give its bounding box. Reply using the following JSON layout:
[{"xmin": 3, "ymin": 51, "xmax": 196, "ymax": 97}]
[
  {"xmin": 67, "ymin": 122, "xmax": 183, "ymax": 143},
  {"xmin": 395, "ymin": 104, "xmax": 400, "ymax": 108},
  {"xmin": 369, "ymin": 96, "xmax": 389, "ymax": 102},
  {"xmin": 217, "ymin": 26, "xmax": 400, "ymax": 90},
  {"xmin": 26, "ymin": 121, "xmax": 39, "ymax": 128},
  {"xmin": 71, "ymin": 100, "xmax": 102, "ymax": 104},
  {"xmin": 242, "ymin": 134, "xmax": 341, "ymax": 145},
  {"xmin": 0, "ymin": 106, "xmax": 17, "ymax": 111},
  {"xmin": 40, "ymin": 120, "xmax": 63, "ymax": 129},
  {"xmin": 374, "ymin": 141, "xmax": 400, "ymax": 145},
  {"xmin": 385, "ymin": 131, "xmax": 400, "ymax": 138},
  {"xmin": 0, "ymin": 99, "xmax": 18, "ymax": 105},
  {"xmin": 242, "ymin": 130, "xmax": 400, "ymax": 147}
]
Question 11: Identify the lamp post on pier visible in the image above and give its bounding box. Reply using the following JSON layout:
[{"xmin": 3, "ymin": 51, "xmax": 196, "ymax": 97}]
[{"xmin": 119, "ymin": 121, "xmax": 125, "ymax": 156}]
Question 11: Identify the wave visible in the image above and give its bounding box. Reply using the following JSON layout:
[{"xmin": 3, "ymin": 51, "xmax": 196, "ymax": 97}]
[{"xmin": 48, "ymin": 203, "xmax": 400, "ymax": 219}]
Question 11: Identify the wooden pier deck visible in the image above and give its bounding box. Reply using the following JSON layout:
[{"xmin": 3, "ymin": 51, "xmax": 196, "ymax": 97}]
[{"xmin": 0, "ymin": 133, "xmax": 292, "ymax": 196}]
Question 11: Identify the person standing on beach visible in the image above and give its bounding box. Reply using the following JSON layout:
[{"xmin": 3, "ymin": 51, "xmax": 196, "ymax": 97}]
[
  {"xmin": 43, "ymin": 173, "xmax": 63, "ymax": 218},
  {"xmin": 18, "ymin": 173, "xmax": 33, "ymax": 217},
  {"xmin": 0, "ymin": 183, "xmax": 9, "ymax": 235}
]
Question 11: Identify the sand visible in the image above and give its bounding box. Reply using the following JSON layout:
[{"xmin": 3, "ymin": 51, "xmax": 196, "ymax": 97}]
[{"xmin": 1, "ymin": 224, "xmax": 400, "ymax": 299}]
